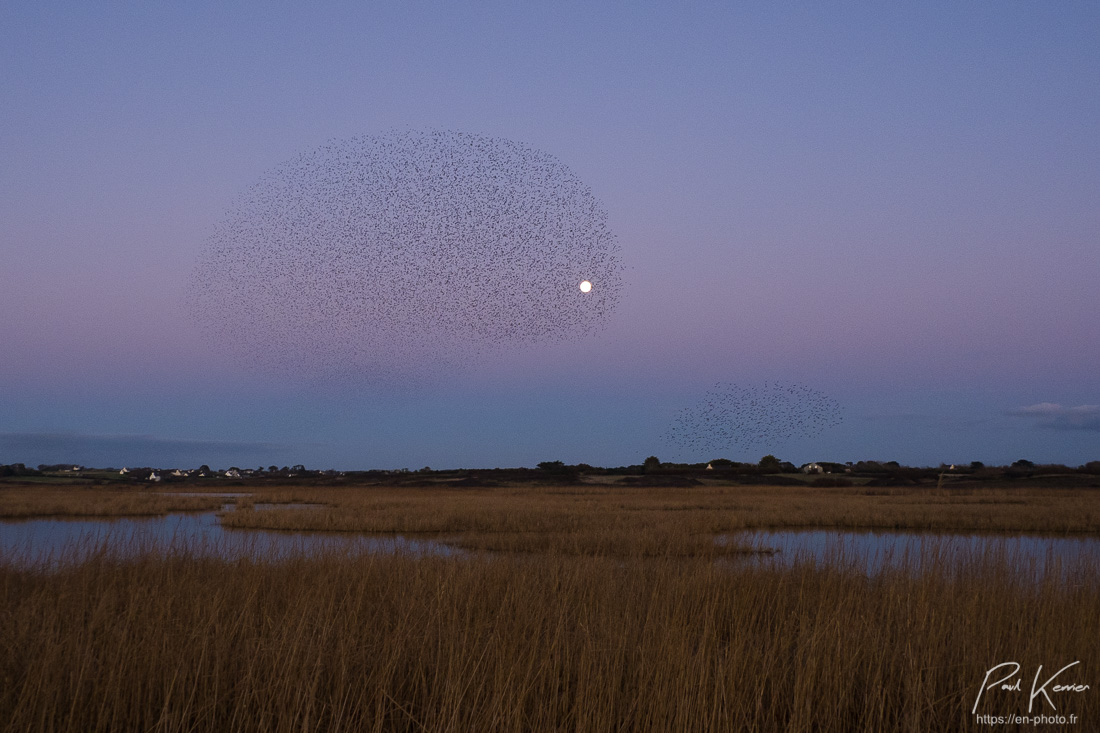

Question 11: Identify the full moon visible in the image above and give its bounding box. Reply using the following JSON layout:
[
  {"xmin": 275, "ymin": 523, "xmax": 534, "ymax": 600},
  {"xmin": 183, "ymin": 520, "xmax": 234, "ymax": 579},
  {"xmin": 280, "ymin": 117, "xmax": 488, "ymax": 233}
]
[
  {"xmin": 190, "ymin": 129, "xmax": 623, "ymax": 387},
  {"xmin": 579, "ymin": 280, "xmax": 592, "ymax": 293}
]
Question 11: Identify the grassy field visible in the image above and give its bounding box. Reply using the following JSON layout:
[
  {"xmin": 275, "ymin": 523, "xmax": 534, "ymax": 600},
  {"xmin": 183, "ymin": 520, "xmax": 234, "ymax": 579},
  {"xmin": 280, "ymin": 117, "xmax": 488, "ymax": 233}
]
[
  {"xmin": 0, "ymin": 488, "xmax": 231, "ymax": 519},
  {"xmin": 215, "ymin": 482, "xmax": 1100, "ymax": 550},
  {"xmin": 6, "ymin": 480, "xmax": 1100, "ymax": 555},
  {"xmin": 1, "ymin": 481, "xmax": 1097, "ymax": 731}
]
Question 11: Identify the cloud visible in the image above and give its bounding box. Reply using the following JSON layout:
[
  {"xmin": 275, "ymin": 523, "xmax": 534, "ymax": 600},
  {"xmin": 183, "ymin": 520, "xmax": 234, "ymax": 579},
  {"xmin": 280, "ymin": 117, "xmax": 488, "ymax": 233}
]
[
  {"xmin": 0, "ymin": 432, "xmax": 292, "ymax": 469},
  {"xmin": 1008, "ymin": 403, "xmax": 1100, "ymax": 432}
]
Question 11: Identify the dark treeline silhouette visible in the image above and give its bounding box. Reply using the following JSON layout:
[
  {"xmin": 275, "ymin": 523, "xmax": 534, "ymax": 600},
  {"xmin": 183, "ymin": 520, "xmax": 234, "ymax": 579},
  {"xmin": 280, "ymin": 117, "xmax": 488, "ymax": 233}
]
[{"xmin": 3, "ymin": 458, "xmax": 1100, "ymax": 487}]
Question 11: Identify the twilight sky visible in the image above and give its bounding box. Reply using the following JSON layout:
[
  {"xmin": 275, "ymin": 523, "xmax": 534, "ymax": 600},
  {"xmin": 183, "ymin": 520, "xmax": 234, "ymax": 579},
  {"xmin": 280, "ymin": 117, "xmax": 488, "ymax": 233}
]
[{"xmin": 2, "ymin": 1, "xmax": 1098, "ymax": 469}]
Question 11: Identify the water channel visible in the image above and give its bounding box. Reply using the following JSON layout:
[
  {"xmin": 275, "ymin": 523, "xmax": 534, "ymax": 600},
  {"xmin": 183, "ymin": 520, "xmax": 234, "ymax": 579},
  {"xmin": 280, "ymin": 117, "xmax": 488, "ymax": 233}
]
[
  {"xmin": 0, "ymin": 503, "xmax": 457, "ymax": 568},
  {"xmin": 2, "ymin": 504, "xmax": 1097, "ymax": 581},
  {"xmin": 721, "ymin": 529, "xmax": 1100, "ymax": 582}
]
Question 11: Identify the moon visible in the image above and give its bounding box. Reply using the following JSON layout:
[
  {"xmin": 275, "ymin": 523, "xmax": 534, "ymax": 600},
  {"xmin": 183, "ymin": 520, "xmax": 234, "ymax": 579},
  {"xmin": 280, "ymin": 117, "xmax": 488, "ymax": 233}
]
[
  {"xmin": 579, "ymin": 280, "xmax": 592, "ymax": 293},
  {"xmin": 189, "ymin": 130, "xmax": 624, "ymax": 387}
]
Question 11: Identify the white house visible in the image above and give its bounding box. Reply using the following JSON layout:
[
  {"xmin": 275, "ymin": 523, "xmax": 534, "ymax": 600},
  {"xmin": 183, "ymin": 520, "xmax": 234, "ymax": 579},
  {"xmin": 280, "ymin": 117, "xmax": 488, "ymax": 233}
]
[
  {"xmin": 119, "ymin": 467, "xmax": 130, "ymax": 475},
  {"xmin": 147, "ymin": 471, "xmax": 162, "ymax": 483}
]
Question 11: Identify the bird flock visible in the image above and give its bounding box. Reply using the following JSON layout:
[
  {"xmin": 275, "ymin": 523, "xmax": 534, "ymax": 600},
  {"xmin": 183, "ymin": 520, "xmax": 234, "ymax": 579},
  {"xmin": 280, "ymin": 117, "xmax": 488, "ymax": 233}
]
[
  {"xmin": 189, "ymin": 130, "xmax": 623, "ymax": 386},
  {"xmin": 666, "ymin": 381, "xmax": 844, "ymax": 455}
]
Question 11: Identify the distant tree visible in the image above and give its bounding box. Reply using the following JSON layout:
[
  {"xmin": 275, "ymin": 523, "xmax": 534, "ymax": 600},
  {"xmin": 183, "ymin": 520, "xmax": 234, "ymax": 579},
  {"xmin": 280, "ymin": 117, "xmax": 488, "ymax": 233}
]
[
  {"xmin": 198, "ymin": 465, "xmax": 211, "ymax": 475},
  {"xmin": 291, "ymin": 464, "xmax": 306, "ymax": 473},
  {"xmin": 970, "ymin": 461, "xmax": 985, "ymax": 470},
  {"xmin": 1011, "ymin": 459, "xmax": 1035, "ymax": 469},
  {"xmin": 419, "ymin": 466, "xmax": 432, "ymax": 473},
  {"xmin": 269, "ymin": 465, "xmax": 279, "ymax": 473},
  {"xmin": 537, "ymin": 460, "xmax": 578, "ymax": 480},
  {"xmin": 643, "ymin": 456, "xmax": 661, "ymax": 472},
  {"xmin": 756, "ymin": 451, "xmax": 783, "ymax": 473}
]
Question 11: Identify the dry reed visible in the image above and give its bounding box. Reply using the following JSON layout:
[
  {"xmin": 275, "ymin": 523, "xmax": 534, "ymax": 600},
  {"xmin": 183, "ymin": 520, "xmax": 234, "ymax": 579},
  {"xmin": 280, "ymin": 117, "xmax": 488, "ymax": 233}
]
[
  {"xmin": 1, "ymin": 547, "xmax": 1096, "ymax": 732},
  {"xmin": 2, "ymin": 482, "xmax": 1097, "ymax": 731}
]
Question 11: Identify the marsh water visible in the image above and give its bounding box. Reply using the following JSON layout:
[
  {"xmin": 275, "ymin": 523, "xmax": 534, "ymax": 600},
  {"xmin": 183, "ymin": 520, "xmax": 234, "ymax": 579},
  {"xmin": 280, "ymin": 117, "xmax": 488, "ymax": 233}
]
[
  {"xmin": 2, "ymin": 504, "xmax": 1098, "ymax": 580},
  {"xmin": 721, "ymin": 529, "xmax": 1100, "ymax": 582},
  {"xmin": 0, "ymin": 503, "xmax": 457, "ymax": 568}
]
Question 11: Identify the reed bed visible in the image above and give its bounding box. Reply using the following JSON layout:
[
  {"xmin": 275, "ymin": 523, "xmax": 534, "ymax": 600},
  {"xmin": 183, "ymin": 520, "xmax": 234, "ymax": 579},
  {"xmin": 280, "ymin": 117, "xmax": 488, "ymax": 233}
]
[
  {"xmin": 7, "ymin": 483, "xmax": 1100, "ymax": 535},
  {"xmin": 3, "ymin": 483, "xmax": 1098, "ymax": 729},
  {"xmin": 1, "ymin": 543, "xmax": 1096, "ymax": 732},
  {"xmin": 213, "ymin": 484, "xmax": 1100, "ymax": 549},
  {"xmin": 0, "ymin": 488, "xmax": 230, "ymax": 519},
  {"xmin": 0, "ymin": 486, "xmax": 329, "ymax": 521}
]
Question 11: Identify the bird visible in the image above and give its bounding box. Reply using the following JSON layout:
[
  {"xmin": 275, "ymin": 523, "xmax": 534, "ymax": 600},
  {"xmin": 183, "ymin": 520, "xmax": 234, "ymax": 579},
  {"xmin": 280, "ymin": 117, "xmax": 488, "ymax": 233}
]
[
  {"xmin": 189, "ymin": 129, "xmax": 624, "ymax": 390},
  {"xmin": 666, "ymin": 381, "xmax": 844, "ymax": 456}
]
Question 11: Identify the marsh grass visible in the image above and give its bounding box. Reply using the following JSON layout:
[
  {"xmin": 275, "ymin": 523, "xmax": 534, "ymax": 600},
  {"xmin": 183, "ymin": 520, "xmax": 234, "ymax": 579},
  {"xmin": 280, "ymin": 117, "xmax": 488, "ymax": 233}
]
[
  {"xmin": 2, "ymin": 483, "xmax": 1098, "ymax": 731},
  {"xmin": 0, "ymin": 486, "xmax": 329, "ymax": 521},
  {"xmin": 0, "ymin": 488, "xmax": 230, "ymax": 519},
  {"xmin": 1, "ymin": 544, "xmax": 1096, "ymax": 732},
  {"xmin": 212, "ymin": 484, "xmax": 1100, "ymax": 556}
]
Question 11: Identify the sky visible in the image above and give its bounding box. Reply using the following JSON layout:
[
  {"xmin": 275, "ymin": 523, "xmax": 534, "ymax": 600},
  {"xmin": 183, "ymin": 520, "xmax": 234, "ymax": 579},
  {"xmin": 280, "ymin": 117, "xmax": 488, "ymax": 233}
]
[{"xmin": 2, "ymin": 1, "xmax": 1098, "ymax": 470}]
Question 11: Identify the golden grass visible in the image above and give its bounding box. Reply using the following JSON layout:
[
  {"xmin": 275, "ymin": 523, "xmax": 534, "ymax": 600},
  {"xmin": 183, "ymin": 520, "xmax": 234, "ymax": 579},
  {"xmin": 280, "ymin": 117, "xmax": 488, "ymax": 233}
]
[
  {"xmin": 212, "ymin": 483, "xmax": 1100, "ymax": 556},
  {"xmin": 0, "ymin": 485, "xmax": 325, "ymax": 520},
  {"xmin": 8, "ymin": 481, "xmax": 1100, "ymax": 531},
  {"xmin": 0, "ymin": 487, "xmax": 229, "ymax": 519},
  {"xmin": 1, "ymin": 548, "xmax": 1096, "ymax": 732},
  {"xmin": 2, "ymin": 483, "xmax": 1098, "ymax": 730},
  {"xmin": 6, "ymin": 482, "xmax": 1100, "ymax": 559}
]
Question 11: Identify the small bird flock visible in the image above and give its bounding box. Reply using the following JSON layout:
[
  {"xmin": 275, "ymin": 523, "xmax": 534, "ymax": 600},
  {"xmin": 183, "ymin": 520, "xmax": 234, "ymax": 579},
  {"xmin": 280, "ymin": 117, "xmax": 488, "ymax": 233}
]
[
  {"xmin": 666, "ymin": 381, "xmax": 844, "ymax": 454},
  {"xmin": 190, "ymin": 130, "xmax": 623, "ymax": 386}
]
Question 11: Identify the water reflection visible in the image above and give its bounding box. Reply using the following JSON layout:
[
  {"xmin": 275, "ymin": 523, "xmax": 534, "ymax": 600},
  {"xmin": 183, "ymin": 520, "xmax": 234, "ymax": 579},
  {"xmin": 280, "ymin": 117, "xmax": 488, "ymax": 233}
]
[
  {"xmin": 720, "ymin": 529, "xmax": 1100, "ymax": 582},
  {"xmin": 0, "ymin": 510, "xmax": 457, "ymax": 568},
  {"xmin": 5, "ymin": 511, "xmax": 1097, "ymax": 582}
]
